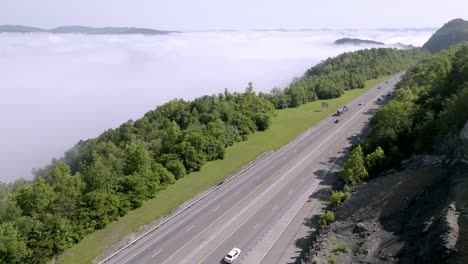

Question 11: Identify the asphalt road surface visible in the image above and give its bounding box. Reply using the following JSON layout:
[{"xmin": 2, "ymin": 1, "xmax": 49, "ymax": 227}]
[{"xmin": 104, "ymin": 75, "xmax": 401, "ymax": 264}]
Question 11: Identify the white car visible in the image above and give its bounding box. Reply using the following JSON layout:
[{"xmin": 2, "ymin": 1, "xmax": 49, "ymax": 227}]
[{"xmin": 224, "ymin": 248, "xmax": 241, "ymax": 263}]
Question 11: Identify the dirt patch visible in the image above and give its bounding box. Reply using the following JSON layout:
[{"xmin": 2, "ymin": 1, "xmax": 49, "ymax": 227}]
[{"xmin": 308, "ymin": 159, "xmax": 468, "ymax": 264}]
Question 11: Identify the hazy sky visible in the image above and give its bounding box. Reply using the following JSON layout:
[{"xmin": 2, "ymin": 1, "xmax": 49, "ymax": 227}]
[{"xmin": 1, "ymin": 0, "xmax": 467, "ymax": 30}]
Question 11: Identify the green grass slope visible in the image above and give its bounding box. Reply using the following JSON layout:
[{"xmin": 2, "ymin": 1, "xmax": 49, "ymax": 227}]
[{"xmin": 57, "ymin": 76, "xmax": 390, "ymax": 264}]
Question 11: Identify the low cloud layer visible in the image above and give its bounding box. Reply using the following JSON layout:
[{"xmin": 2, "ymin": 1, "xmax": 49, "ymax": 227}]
[{"xmin": 0, "ymin": 29, "xmax": 433, "ymax": 182}]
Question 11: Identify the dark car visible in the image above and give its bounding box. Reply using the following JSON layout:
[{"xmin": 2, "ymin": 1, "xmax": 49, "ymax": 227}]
[{"xmin": 335, "ymin": 119, "xmax": 340, "ymax": 123}]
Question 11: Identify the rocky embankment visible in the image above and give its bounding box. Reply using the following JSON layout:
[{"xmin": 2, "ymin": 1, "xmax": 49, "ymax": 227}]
[{"xmin": 308, "ymin": 123, "xmax": 468, "ymax": 264}]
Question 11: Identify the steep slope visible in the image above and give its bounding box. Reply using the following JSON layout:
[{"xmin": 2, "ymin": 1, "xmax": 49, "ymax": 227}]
[
  {"xmin": 308, "ymin": 43, "xmax": 468, "ymax": 264},
  {"xmin": 423, "ymin": 18, "xmax": 468, "ymax": 53}
]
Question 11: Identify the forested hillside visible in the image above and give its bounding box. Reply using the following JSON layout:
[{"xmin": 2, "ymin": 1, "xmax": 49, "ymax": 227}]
[
  {"xmin": 338, "ymin": 43, "xmax": 468, "ymax": 186},
  {"xmin": 310, "ymin": 42, "xmax": 468, "ymax": 264},
  {"xmin": 0, "ymin": 48, "xmax": 428, "ymax": 264},
  {"xmin": 423, "ymin": 18, "xmax": 468, "ymax": 53},
  {"xmin": 267, "ymin": 48, "xmax": 429, "ymax": 108},
  {"xmin": 367, "ymin": 43, "xmax": 468, "ymax": 163}
]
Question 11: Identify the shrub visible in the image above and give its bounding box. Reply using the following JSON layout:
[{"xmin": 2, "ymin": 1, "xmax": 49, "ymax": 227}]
[
  {"xmin": 334, "ymin": 242, "xmax": 349, "ymax": 254},
  {"xmin": 329, "ymin": 190, "xmax": 350, "ymax": 207},
  {"xmin": 320, "ymin": 211, "xmax": 335, "ymax": 227}
]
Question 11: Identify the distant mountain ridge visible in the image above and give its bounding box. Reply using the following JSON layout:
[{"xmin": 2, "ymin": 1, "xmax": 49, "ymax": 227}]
[
  {"xmin": 334, "ymin": 38, "xmax": 385, "ymax": 45},
  {"xmin": 0, "ymin": 25, "xmax": 46, "ymax": 33},
  {"xmin": 0, "ymin": 25, "xmax": 179, "ymax": 35},
  {"xmin": 333, "ymin": 38, "xmax": 414, "ymax": 49},
  {"xmin": 423, "ymin": 18, "xmax": 468, "ymax": 53}
]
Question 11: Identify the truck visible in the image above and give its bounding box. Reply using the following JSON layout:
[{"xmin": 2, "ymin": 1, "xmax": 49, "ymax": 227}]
[{"xmin": 336, "ymin": 105, "xmax": 349, "ymax": 116}]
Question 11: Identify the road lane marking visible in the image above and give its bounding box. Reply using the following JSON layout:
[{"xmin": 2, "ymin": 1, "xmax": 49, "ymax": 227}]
[
  {"xmin": 273, "ymin": 205, "xmax": 278, "ymax": 211},
  {"xmin": 116, "ymin": 152, "xmax": 284, "ymax": 263},
  {"xmin": 253, "ymin": 224, "xmax": 259, "ymax": 230},
  {"xmin": 197, "ymin": 141, "xmax": 326, "ymax": 264},
  {"xmin": 160, "ymin": 122, "xmax": 340, "ymax": 263},
  {"xmin": 160, "ymin": 164, "xmax": 287, "ymax": 264},
  {"xmin": 211, "ymin": 206, "xmax": 220, "ymax": 213},
  {"xmin": 234, "ymin": 190, "xmax": 241, "ymax": 196},
  {"xmin": 197, "ymin": 80, "xmax": 395, "ymax": 264},
  {"xmin": 161, "ymin": 79, "xmax": 395, "ymax": 264},
  {"xmin": 179, "ymin": 143, "xmax": 331, "ymax": 264},
  {"xmin": 186, "ymin": 225, "xmax": 194, "ymax": 232},
  {"xmin": 152, "ymin": 249, "xmax": 162, "ymax": 258}
]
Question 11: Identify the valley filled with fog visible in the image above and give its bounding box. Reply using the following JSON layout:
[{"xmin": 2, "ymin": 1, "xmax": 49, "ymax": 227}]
[{"xmin": 0, "ymin": 29, "xmax": 434, "ymax": 182}]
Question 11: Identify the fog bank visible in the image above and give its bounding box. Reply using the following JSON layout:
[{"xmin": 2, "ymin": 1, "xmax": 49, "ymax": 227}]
[{"xmin": 0, "ymin": 29, "xmax": 433, "ymax": 182}]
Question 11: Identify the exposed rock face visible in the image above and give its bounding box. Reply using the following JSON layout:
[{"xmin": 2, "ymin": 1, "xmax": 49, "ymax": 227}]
[
  {"xmin": 460, "ymin": 122, "xmax": 468, "ymax": 163},
  {"xmin": 308, "ymin": 162, "xmax": 468, "ymax": 264},
  {"xmin": 461, "ymin": 121, "xmax": 468, "ymax": 141}
]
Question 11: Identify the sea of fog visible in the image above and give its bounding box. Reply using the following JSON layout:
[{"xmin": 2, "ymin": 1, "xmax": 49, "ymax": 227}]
[{"xmin": 0, "ymin": 29, "xmax": 434, "ymax": 183}]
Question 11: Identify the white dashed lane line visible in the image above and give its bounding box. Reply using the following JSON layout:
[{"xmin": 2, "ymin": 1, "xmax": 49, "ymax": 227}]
[
  {"xmin": 211, "ymin": 206, "xmax": 220, "ymax": 213},
  {"xmin": 151, "ymin": 249, "xmax": 162, "ymax": 258}
]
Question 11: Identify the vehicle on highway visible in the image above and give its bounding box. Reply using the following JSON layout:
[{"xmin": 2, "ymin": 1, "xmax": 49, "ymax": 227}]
[
  {"xmin": 377, "ymin": 98, "xmax": 381, "ymax": 101},
  {"xmin": 378, "ymin": 86, "xmax": 381, "ymax": 89},
  {"xmin": 358, "ymin": 102, "xmax": 363, "ymax": 105},
  {"xmin": 335, "ymin": 105, "xmax": 349, "ymax": 116},
  {"xmin": 334, "ymin": 119, "xmax": 340, "ymax": 123},
  {"xmin": 224, "ymin": 248, "xmax": 241, "ymax": 263}
]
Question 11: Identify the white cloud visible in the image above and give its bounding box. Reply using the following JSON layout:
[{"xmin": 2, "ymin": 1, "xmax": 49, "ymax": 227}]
[{"xmin": 0, "ymin": 29, "xmax": 434, "ymax": 182}]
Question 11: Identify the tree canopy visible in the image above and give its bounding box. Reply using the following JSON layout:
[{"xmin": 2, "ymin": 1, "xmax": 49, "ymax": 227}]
[{"xmin": 0, "ymin": 47, "xmax": 429, "ymax": 263}]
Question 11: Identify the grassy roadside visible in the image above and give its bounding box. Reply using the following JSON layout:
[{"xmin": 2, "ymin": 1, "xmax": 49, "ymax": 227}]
[{"xmin": 57, "ymin": 76, "xmax": 390, "ymax": 264}]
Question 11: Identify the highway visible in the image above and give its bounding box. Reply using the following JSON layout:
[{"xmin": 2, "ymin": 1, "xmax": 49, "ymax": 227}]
[{"xmin": 104, "ymin": 75, "xmax": 400, "ymax": 264}]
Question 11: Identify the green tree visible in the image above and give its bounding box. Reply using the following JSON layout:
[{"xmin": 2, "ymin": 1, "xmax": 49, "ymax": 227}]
[
  {"xmin": 364, "ymin": 146, "xmax": 386, "ymax": 175},
  {"xmin": 81, "ymin": 152, "xmax": 117, "ymax": 193},
  {"xmin": 0, "ymin": 222, "xmax": 29, "ymax": 264},
  {"xmin": 341, "ymin": 145, "xmax": 368, "ymax": 185},
  {"xmin": 14, "ymin": 178, "xmax": 55, "ymax": 217},
  {"xmin": 80, "ymin": 191, "xmax": 121, "ymax": 229},
  {"xmin": 46, "ymin": 161, "xmax": 84, "ymax": 218},
  {"xmin": 164, "ymin": 159, "xmax": 186, "ymax": 180},
  {"xmin": 123, "ymin": 143, "xmax": 153, "ymax": 176}
]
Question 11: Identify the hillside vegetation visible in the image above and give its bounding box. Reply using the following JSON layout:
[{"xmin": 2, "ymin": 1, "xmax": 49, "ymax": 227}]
[
  {"xmin": 0, "ymin": 48, "xmax": 427, "ymax": 264},
  {"xmin": 423, "ymin": 18, "xmax": 468, "ymax": 53},
  {"xmin": 337, "ymin": 42, "xmax": 468, "ymax": 187},
  {"xmin": 268, "ymin": 48, "xmax": 429, "ymax": 108},
  {"xmin": 309, "ymin": 43, "xmax": 468, "ymax": 264}
]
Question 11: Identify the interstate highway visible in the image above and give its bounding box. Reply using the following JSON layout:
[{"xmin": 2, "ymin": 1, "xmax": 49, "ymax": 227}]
[{"xmin": 104, "ymin": 75, "xmax": 400, "ymax": 264}]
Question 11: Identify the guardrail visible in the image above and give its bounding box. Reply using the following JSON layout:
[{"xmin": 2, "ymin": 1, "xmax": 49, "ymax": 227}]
[{"xmin": 98, "ymin": 149, "xmax": 274, "ymax": 263}]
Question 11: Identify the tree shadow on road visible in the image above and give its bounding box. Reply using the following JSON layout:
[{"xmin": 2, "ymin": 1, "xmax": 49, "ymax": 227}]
[
  {"xmin": 287, "ymin": 214, "xmax": 321, "ymax": 264},
  {"xmin": 362, "ymin": 107, "xmax": 379, "ymax": 116},
  {"xmin": 285, "ymin": 107, "xmax": 379, "ymax": 264}
]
